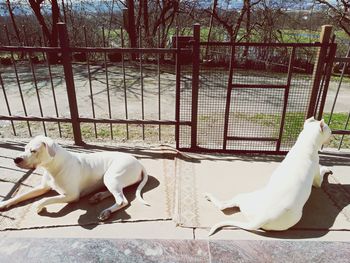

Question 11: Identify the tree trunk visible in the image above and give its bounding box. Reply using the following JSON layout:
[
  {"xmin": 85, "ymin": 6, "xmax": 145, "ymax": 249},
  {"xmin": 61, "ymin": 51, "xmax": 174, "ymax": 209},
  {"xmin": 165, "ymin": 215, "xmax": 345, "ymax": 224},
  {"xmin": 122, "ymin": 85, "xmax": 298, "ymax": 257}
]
[
  {"xmin": 205, "ymin": 0, "xmax": 218, "ymax": 59},
  {"xmin": 243, "ymin": 0, "xmax": 251, "ymax": 57},
  {"xmin": 6, "ymin": 0, "xmax": 21, "ymax": 44},
  {"xmin": 28, "ymin": 0, "xmax": 61, "ymax": 64},
  {"xmin": 125, "ymin": 0, "xmax": 137, "ymax": 60}
]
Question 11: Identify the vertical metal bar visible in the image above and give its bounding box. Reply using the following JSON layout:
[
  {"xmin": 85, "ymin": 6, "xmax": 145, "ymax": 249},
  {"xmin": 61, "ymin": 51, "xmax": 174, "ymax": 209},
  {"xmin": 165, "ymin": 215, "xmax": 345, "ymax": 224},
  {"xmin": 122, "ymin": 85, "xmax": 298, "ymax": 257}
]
[
  {"xmin": 175, "ymin": 27, "xmax": 181, "ymax": 149},
  {"xmin": 58, "ymin": 22, "xmax": 83, "ymax": 145},
  {"xmin": 157, "ymin": 27, "xmax": 161, "ymax": 141},
  {"xmin": 326, "ymin": 43, "xmax": 350, "ymax": 127},
  {"xmin": 83, "ymin": 26, "xmax": 98, "ymax": 138},
  {"xmin": 307, "ymin": 25, "xmax": 333, "ymax": 118},
  {"xmin": 191, "ymin": 23, "xmax": 200, "ymax": 150},
  {"xmin": 338, "ymin": 112, "xmax": 350, "ymax": 150},
  {"xmin": 223, "ymin": 45, "xmax": 236, "ymax": 150},
  {"xmin": 102, "ymin": 26, "xmax": 113, "ymax": 139},
  {"xmin": 4, "ymin": 25, "xmax": 32, "ymax": 136},
  {"xmin": 23, "ymin": 25, "xmax": 47, "ymax": 136},
  {"xmin": 0, "ymin": 73, "xmax": 16, "ymax": 135},
  {"xmin": 41, "ymin": 26, "xmax": 62, "ymax": 137},
  {"xmin": 317, "ymin": 42, "xmax": 337, "ymax": 120},
  {"xmin": 120, "ymin": 28, "xmax": 129, "ymax": 139},
  {"xmin": 276, "ymin": 46, "xmax": 296, "ymax": 151},
  {"xmin": 139, "ymin": 26, "xmax": 145, "ymax": 140}
]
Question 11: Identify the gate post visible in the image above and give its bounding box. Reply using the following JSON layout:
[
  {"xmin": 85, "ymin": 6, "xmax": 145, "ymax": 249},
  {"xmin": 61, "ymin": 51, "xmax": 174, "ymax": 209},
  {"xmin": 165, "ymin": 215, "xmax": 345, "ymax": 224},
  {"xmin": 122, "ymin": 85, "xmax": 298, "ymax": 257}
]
[
  {"xmin": 307, "ymin": 25, "xmax": 333, "ymax": 118},
  {"xmin": 58, "ymin": 22, "xmax": 83, "ymax": 145},
  {"xmin": 191, "ymin": 24, "xmax": 200, "ymax": 150}
]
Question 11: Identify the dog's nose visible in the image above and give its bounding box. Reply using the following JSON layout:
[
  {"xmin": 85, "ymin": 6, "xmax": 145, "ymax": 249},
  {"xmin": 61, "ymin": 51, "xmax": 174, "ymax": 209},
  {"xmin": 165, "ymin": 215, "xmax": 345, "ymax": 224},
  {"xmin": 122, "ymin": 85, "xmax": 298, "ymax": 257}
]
[{"xmin": 14, "ymin": 157, "xmax": 23, "ymax": 164}]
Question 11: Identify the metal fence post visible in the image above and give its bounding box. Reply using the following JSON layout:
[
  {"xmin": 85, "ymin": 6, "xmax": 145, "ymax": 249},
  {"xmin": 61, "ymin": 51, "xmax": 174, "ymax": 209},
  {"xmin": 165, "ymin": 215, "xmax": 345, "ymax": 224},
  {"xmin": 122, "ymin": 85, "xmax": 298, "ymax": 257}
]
[
  {"xmin": 58, "ymin": 22, "xmax": 83, "ymax": 145},
  {"xmin": 307, "ymin": 25, "xmax": 333, "ymax": 118},
  {"xmin": 191, "ymin": 23, "xmax": 200, "ymax": 150}
]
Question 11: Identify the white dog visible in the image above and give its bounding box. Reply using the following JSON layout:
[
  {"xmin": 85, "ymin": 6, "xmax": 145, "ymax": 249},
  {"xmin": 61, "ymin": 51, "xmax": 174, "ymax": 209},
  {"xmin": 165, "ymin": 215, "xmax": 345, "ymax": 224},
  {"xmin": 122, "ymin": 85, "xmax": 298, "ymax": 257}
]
[
  {"xmin": 0, "ymin": 136, "xmax": 149, "ymax": 221},
  {"xmin": 205, "ymin": 117, "xmax": 332, "ymax": 235}
]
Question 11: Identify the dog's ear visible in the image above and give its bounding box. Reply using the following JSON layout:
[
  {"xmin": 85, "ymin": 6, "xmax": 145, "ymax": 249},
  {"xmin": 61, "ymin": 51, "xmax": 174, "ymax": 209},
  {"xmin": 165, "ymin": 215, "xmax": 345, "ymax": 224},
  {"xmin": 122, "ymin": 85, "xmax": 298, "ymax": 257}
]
[
  {"xmin": 40, "ymin": 137, "xmax": 57, "ymax": 157},
  {"xmin": 320, "ymin": 119, "xmax": 325, "ymax": 132},
  {"xmin": 304, "ymin": 116, "xmax": 315, "ymax": 128},
  {"xmin": 305, "ymin": 117, "xmax": 315, "ymax": 124}
]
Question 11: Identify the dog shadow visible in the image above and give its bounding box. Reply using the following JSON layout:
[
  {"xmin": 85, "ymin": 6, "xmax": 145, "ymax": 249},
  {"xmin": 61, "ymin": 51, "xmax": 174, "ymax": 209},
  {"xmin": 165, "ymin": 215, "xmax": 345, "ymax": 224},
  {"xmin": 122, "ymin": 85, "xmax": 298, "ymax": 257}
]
[{"xmin": 39, "ymin": 175, "xmax": 160, "ymax": 230}]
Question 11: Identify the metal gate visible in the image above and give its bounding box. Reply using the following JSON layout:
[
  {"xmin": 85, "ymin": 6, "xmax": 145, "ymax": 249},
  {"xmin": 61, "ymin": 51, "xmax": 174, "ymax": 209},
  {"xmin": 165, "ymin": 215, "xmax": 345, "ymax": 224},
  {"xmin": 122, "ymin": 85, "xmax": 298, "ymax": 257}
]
[{"xmin": 177, "ymin": 24, "xmax": 337, "ymax": 154}]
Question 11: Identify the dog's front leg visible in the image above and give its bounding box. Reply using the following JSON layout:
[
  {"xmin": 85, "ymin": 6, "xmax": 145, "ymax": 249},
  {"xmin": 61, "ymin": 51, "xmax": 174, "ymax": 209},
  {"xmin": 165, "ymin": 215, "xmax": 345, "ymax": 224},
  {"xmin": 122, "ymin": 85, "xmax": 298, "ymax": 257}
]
[
  {"xmin": 36, "ymin": 194, "xmax": 79, "ymax": 213},
  {"xmin": 313, "ymin": 166, "xmax": 333, "ymax": 188},
  {"xmin": 0, "ymin": 185, "xmax": 51, "ymax": 210}
]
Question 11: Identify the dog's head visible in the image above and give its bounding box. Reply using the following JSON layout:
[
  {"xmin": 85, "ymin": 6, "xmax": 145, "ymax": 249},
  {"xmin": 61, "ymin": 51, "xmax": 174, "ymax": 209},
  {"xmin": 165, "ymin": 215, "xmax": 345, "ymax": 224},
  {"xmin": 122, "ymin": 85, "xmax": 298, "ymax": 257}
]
[
  {"xmin": 14, "ymin": 136, "xmax": 58, "ymax": 169},
  {"xmin": 303, "ymin": 117, "xmax": 332, "ymax": 145}
]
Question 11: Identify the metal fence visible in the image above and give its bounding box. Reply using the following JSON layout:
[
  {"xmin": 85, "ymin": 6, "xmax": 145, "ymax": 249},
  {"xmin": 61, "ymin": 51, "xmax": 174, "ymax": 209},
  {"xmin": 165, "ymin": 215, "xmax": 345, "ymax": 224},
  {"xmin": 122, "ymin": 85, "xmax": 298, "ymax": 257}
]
[
  {"xmin": 0, "ymin": 23, "xmax": 345, "ymax": 154},
  {"xmin": 177, "ymin": 25, "xmax": 337, "ymax": 154},
  {"xmin": 0, "ymin": 23, "xmax": 189, "ymax": 145},
  {"xmin": 325, "ymin": 43, "xmax": 350, "ymax": 150}
]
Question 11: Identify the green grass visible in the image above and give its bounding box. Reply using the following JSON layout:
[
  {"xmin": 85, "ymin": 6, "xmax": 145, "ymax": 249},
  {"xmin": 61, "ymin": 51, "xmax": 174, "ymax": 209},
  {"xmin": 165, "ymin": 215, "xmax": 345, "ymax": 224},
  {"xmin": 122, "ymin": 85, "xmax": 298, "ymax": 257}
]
[
  {"xmin": 6, "ymin": 122, "xmax": 175, "ymax": 143},
  {"xmin": 248, "ymin": 112, "xmax": 349, "ymax": 148}
]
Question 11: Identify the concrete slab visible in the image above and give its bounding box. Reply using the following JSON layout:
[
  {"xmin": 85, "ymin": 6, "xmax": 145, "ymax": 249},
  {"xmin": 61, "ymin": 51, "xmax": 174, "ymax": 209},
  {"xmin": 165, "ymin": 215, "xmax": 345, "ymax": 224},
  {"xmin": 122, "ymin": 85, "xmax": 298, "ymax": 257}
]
[
  {"xmin": 0, "ymin": 221, "xmax": 194, "ymax": 240},
  {"xmin": 0, "ymin": 139, "xmax": 349, "ymax": 244}
]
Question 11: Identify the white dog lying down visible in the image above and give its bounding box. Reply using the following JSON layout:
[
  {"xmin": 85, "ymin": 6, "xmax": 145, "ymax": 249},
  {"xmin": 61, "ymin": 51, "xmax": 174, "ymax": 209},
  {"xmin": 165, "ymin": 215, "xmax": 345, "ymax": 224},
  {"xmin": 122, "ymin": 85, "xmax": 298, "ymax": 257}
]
[
  {"xmin": 205, "ymin": 117, "xmax": 332, "ymax": 236},
  {"xmin": 0, "ymin": 136, "xmax": 149, "ymax": 221}
]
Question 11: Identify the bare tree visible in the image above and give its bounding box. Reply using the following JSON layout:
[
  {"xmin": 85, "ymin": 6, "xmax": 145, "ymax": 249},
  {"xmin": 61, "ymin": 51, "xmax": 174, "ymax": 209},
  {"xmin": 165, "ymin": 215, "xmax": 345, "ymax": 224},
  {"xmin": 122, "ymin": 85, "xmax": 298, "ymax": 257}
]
[
  {"xmin": 316, "ymin": 0, "xmax": 350, "ymax": 37},
  {"xmin": 205, "ymin": 0, "xmax": 262, "ymax": 42},
  {"xmin": 5, "ymin": 0, "xmax": 21, "ymax": 44},
  {"xmin": 28, "ymin": 0, "xmax": 62, "ymax": 63}
]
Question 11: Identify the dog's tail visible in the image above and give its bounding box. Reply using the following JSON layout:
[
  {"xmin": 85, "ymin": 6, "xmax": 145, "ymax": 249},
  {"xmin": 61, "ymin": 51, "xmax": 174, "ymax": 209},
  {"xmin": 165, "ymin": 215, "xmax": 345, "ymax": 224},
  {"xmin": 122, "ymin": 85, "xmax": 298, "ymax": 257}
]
[
  {"xmin": 136, "ymin": 166, "xmax": 150, "ymax": 206},
  {"xmin": 208, "ymin": 220, "xmax": 262, "ymax": 236}
]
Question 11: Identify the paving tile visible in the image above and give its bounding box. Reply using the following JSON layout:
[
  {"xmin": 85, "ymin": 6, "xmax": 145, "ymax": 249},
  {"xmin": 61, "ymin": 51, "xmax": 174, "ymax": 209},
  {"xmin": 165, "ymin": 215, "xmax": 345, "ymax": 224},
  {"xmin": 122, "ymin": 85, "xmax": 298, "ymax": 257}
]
[
  {"xmin": 0, "ymin": 238, "xmax": 210, "ymax": 263},
  {"xmin": 208, "ymin": 240, "xmax": 350, "ymax": 263}
]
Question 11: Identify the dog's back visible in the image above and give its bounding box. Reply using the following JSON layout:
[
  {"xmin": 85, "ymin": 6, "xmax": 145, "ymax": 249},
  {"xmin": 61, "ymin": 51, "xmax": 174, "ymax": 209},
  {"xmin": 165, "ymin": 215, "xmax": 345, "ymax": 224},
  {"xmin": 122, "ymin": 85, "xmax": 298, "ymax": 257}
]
[{"xmin": 208, "ymin": 118, "xmax": 332, "ymax": 235}]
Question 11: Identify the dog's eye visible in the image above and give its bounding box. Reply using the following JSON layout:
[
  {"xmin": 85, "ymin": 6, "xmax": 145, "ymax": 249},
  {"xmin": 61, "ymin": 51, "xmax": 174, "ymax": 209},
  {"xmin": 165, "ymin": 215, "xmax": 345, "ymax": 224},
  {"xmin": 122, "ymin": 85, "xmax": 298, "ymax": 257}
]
[{"xmin": 30, "ymin": 150, "xmax": 37, "ymax": 153}]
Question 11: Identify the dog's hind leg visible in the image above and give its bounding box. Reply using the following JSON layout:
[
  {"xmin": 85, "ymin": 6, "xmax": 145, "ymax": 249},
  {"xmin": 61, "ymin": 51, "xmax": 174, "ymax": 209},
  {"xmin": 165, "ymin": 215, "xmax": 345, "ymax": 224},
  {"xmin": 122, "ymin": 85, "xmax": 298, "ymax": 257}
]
[
  {"xmin": 204, "ymin": 192, "xmax": 239, "ymax": 210},
  {"xmin": 98, "ymin": 189, "xmax": 128, "ymax": 221}
]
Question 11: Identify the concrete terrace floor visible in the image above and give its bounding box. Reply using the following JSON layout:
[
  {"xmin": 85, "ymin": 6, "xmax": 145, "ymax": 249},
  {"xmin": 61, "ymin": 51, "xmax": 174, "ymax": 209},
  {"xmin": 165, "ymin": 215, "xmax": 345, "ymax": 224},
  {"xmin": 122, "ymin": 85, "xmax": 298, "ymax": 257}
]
[{"xmin": 0, "ymin": 138, "xmax": 349, "ymax": 262}]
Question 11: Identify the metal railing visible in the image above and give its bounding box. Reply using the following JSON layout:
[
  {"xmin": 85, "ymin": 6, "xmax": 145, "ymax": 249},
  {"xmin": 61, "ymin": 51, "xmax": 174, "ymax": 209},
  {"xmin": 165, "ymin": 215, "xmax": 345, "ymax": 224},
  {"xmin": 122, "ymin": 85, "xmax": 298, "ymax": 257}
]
[
  {"xmin": 0, "ymin": 23, "xmax": 191, "ymax": 145},
  {"xmin": 0, "ymin": 23, "xmax": 346, "ymax": 153},
  {"xmin": 325, "ymin": 43, "xmax": 350, "ymax": 150}
]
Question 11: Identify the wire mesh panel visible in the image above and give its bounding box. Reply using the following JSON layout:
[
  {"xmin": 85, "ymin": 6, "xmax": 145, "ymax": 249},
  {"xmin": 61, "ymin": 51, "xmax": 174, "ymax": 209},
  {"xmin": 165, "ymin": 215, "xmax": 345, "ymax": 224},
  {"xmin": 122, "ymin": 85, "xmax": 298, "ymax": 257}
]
[
  {"xmin": 226, "ymin": 87, "xmax": 284, "ymax": 151},
  {"xmin": 196, "ymin": 67, "xmax": 228, "ymax": 149},
  {"xmin": 180, "ymin": 42, "xmax": 330, "ymax": 153},
  {"xmin": 178, "ymin": 66, "xmax": 193, "ymax": 149}
]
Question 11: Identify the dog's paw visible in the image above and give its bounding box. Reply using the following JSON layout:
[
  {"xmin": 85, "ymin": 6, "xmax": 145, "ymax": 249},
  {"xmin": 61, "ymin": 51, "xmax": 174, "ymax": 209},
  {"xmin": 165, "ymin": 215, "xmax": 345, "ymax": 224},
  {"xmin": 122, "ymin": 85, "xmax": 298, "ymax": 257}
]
[
  {"xmin": 321, "ymin": 166, "xmax": 333, "ymax": 176},
  {"xmin": 35, "ymin": 204, "xmax": 46, "ymax": 214},
  {"xmin": 0, "ymin": 201, "xmax": 10, "ymax": 211},
  {"xmin": 98, "ymin": 209, "xmax": 112, "ymax": 221}
]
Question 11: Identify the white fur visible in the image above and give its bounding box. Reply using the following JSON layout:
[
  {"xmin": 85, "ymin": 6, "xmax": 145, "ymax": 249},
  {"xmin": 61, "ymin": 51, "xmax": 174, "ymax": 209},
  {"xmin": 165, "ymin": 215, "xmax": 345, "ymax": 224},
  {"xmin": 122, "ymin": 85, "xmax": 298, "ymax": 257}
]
[
  {"xmin": 0, "ymin": 136, "xmax": 149, "ymax": 221},
  {"xmin": 205, "ymin": 117, "xmax": 332, "ymax": 236}
]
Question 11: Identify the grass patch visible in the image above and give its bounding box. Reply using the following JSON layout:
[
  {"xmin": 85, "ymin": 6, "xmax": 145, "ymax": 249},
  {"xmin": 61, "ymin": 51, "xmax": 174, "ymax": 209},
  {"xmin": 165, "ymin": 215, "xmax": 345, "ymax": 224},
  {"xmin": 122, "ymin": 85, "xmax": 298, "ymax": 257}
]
[
  {"xmin": 248, "ymin": 112, "xmax": 349, "ymax": 149},
  {"xmin": 1, "ymin": 121, "xmax": 175, "ymax": 143}
]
